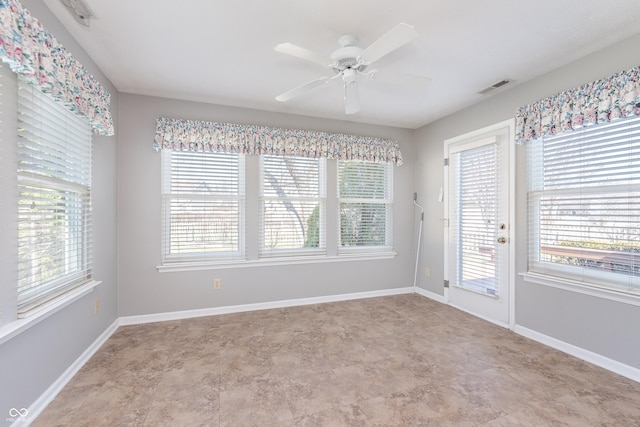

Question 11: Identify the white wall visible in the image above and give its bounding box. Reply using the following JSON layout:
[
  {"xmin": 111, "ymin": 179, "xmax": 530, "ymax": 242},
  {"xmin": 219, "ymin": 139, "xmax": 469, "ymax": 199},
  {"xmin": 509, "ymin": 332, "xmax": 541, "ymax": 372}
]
[
  {"xmin": 117, "ymin": 94, "xmax": 416, "ymax": 317},
  {"xmin": 0, "ymin": 1, "xmax": 119, "ymax": 422},
  {"xmin": 414, "ymin": 33, "xmax": 640, "ymax": 369}
]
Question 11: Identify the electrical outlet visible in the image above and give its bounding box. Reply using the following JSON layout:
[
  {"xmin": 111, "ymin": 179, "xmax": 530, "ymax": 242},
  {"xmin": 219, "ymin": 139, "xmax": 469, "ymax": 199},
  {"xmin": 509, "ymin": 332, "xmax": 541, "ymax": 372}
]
[
  {"xmin": 424, "ymin": 267, "xmax": 431, "ymax": 277},
  {"xmin": 213, "ymin": 278, "xmax": 222, "ymax": 290},
  {"xmin": 94, "ymin": 299, "xmax": 100, "ymax": 314}
]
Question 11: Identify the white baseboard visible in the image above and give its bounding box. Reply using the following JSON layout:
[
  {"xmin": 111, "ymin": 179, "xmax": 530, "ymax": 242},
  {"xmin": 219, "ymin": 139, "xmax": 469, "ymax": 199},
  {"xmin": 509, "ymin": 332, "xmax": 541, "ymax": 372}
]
[
  {"xmin": 417, "ymin": 290, "xmax": 640, "ymax": 383},
  {"xmin": 514, "ymin": 324, "xmax": 640, "ymax": 383},
  {"xmin": 120, "ymin": 287, "xmax": 414, "ymax": 326},
  {"xmin": 19, "ymin": 319, "xmax": 120, "ymax": 426},
  {"xmin": 414, "ymin": 287, "xmax": 446, "ymax": 304},
  {"xmin": 448, "ymin": 302, "xmax": 510, "ymax": 329}
]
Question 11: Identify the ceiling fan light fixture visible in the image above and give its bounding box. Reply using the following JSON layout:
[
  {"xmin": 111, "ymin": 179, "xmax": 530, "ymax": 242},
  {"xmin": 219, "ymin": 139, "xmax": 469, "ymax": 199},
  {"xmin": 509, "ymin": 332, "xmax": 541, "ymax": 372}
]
[
  {"xmin": 344, "ymin": 81, "xmax": 360, "ymax": 115},
  {"xmin": 59, "ymin": 0, "xmax": 96, "ymax": 28},
  {"xmin": 342, "ymin": 68, "xmax": 357, "ymax": 84}
]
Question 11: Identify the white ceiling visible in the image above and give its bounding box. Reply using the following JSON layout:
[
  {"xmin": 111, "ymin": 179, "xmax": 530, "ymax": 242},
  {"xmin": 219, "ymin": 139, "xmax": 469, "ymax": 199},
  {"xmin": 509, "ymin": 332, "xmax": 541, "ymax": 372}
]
[{"xmin": 44, "ymin": 0, "xmax": 640, "ymax": 129}]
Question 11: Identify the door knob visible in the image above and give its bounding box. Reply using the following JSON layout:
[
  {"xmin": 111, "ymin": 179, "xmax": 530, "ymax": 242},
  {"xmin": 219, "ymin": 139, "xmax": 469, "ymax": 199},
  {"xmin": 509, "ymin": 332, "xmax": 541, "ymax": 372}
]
[{"xmin": 497, "ymin": 237, "xmax": 507, "ymax": 244}]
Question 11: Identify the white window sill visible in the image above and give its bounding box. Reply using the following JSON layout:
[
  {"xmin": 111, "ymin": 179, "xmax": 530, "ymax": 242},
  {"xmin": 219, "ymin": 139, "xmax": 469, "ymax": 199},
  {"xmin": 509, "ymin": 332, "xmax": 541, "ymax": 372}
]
[
  {"xmin": 157, "ymin": 252, "xmax": 397, "ymax": 273},
  {"xmin": 0, "ymin": 280, "xmax": 100, "ymax": 346},
  {"xmin": 520, "ymin": 272, "xmax": 640, "ymax": 307}
]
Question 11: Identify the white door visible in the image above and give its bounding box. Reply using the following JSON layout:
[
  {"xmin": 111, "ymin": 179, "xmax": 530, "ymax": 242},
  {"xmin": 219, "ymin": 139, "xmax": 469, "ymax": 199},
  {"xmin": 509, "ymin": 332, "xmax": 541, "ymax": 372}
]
[{"xmin": 444, "ymin": 120, "xmax": 514, "ymax": 328}]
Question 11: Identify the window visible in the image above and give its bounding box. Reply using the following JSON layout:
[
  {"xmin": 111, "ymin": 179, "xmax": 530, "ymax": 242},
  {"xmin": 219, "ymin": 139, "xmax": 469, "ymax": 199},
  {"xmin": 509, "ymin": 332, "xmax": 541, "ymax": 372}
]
[
  {"xmin": 260, "ymin": 155, "xmax": 326, "ymax": 256},
  {"xmin": 158, "ymin": 152, "xmax": 396, "ymax": 270},
  {"xmin": 338, "ymin": 160, "xmax": 393, "ymax": 252},
  {"xmin": 527, "ymin": 115, "xmax": 640, "ymax": 294},
  {"xmin": 17, "ymin": 77, "xmax": 93, "ymax": 316},
  {"xmin": 161, "ymin": 150, "xmax": 245, "ymax": 262}
]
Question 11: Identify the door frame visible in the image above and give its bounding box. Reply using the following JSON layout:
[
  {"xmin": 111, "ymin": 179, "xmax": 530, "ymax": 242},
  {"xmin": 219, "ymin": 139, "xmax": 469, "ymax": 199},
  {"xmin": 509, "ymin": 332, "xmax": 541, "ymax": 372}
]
[{"xmin": 443, "ymin": 119, "xmax": 516, "ymax": 330}]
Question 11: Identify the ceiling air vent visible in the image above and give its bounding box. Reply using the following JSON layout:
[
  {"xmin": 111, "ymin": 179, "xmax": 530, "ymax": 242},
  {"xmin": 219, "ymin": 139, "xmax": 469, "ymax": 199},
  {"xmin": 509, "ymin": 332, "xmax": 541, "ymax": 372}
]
[
  {"xmin": 60, "ymin": 0, "xmax": 96, "ymax": 28},
  {"xmin": 479, "ymin": 79, "xmax": 511, "ymax": 95}
]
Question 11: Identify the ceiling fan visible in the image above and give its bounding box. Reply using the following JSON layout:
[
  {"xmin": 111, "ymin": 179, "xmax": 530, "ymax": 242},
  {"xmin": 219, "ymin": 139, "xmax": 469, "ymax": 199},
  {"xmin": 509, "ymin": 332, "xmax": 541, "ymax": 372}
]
[{"xmin": 274, "ymin": 23, "xmax": 430, "ymax": 115}]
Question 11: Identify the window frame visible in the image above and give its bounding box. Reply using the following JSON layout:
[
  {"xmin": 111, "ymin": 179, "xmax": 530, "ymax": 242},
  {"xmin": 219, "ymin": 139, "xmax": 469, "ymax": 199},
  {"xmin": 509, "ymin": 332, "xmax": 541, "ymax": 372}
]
[
  {"xmin": 259, "ymin": 154, "xmax": 327, "ymax": 258},
  {"xmin": 337, "ymin": 160, "xmax": 394, "ymax": 254},
  {"xmin": 157, "ymin": 153, "xmax": 397, "ymax": 272},
  {"xmin": 160, "ymin": 149, "xmax": 246, "ymax": 264},
  {"xmin": 525, "ymin": 116, "xmax": 640, "ymax": 299},
  {"xmin": 16, "ymin": 75, "xmax": 95, "ymax": 317}
]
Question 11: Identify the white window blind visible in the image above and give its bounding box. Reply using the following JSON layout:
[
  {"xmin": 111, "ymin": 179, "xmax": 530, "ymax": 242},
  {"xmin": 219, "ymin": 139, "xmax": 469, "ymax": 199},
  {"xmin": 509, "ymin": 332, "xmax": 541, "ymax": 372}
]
[
  {"xmin": 449, "ymin": 143, "xmax": 501, "ymax": 295},
  {"xmin": 260, "ymin": 155, "xmax": 326, "ymax": 256},
  {"xmin": 338, "ymin": 160, "xmax": 393, "ymax": 251},
  {"xmin": 527, "ymin": 116, "xmax": 640, "ymax": 293},
  {"xmin": 17, "ymin": 77, "xmax": 93, "ymax": 316},
  {"xmin": 161, "ymin": 150, "xmax": 245, "ymax": 262}
]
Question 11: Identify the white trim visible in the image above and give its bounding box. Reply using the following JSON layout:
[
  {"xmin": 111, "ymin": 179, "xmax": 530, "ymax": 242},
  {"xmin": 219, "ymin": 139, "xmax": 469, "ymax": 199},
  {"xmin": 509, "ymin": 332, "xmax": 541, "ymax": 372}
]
[
  {"xmin": 444, "ymin": 120, "xmax": 514, "ymax": 144},
  {"xmin": 414, "ymin": 287, "xmax": 446, "ymax": 304},
  {"xmin": 156, "ymin": 252, "xmax": 397, "ymax": 273},
  {"xmin": 508, "ymin": 117, "xmax": 516, "ymax": 331},
  {"xmin": 450, "ymin": 283, "xmax": 499, "ymax": 299},
  {"xmin": 443, "ymin": 119, "xmax": 516, "ymax": 328},
  {"xmin": 0, "ymin": 281, "xmax": 100, "ymax": 346},
  {"xmin": 447, "ymin": 135, "xmax": 498, "ymax": 154},
  {"xmin": 120, "ymin": 287, "xmax": 413, "ymax": 325},
  {"xmin": 521, "ymin": 272, "xmax": 640, "ymax": 307},
  {"xmin": 16, "ymin": 319, "xmax": 120, "ymax": 427},
  {"xmin": 514, "ymin": 324, "xmax": 640, "ymax": 383},
  {"xmin": 448, "ymin": 301, "xmax": 510, "ymax": 329}
]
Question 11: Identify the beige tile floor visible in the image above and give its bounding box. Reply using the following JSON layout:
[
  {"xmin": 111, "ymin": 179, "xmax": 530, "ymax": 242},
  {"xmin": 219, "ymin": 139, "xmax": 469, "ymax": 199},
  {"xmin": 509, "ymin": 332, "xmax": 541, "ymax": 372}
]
[{"xmin": 34, "ymin": 294, "xmax": 640, "ymax": 426}]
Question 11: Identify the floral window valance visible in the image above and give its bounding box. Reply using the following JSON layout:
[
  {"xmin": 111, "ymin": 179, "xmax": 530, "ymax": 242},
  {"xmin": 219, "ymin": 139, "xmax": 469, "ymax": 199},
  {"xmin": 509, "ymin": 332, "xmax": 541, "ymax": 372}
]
[
  {"xmin": 154, "ymin": 117, "xmax": 404, "ymax": 165},
  {"xmin": 515, "ymin": 65, "xmax": 640, "ymax": 144},
  {"xmin": 0, "ymin": 0, "xmax": 114, "ymax": 136}
]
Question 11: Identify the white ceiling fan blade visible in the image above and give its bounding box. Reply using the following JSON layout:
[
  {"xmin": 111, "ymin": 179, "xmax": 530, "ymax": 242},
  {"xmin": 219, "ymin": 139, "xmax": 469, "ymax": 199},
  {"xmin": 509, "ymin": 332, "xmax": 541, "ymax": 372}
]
[
  {"xmin": 274, "ymin": 43, "xmax": 331, "ymax": 67},
  {"xmin": 359, "ymin": 23, "xmax": 418, "ymax": 65},
  {"xmin": 368, "ymin": 69, "xmax": 431, "ymax": 90},
  {"xmin": 344, "ymin": 82, "xmax": 360, "ymax": 114},
  {"xmin": 275, "ymin": 76, "xmax": 331, "ymax": 102}
]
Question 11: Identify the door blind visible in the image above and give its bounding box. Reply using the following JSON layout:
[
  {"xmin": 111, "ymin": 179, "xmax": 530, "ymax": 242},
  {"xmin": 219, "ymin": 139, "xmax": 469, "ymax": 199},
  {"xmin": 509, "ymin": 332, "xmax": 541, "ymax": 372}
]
[
  {"xmin": 527, "ymin": 115, "xmax": 640, "ymax": 292},
  {"xmin": 449, "ymin": 143, "xmax": 501, "ymax": 295},
  {"xmin": 17, "ymin": 77, "xmax": 93, "ymax": 315}
]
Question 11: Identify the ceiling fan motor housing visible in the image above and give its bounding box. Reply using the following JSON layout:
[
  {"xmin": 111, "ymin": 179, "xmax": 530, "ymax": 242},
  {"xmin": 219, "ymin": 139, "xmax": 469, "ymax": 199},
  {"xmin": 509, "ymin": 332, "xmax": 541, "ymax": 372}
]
[{"xmin": 330, "ymin": 37, "xmax": 366, "ymax": 73}]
